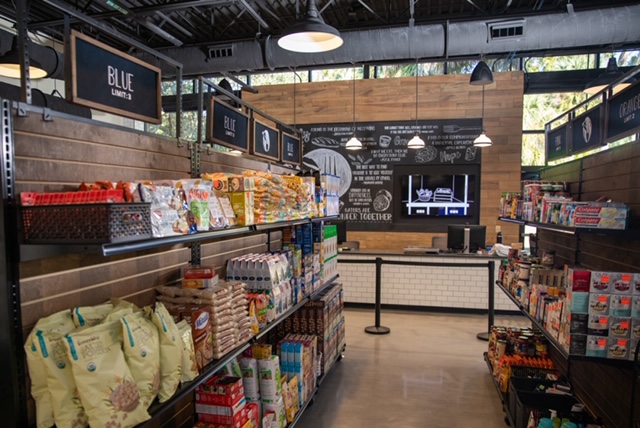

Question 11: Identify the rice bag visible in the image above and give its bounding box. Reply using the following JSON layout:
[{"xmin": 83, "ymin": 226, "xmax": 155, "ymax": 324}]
[
  {"xmin": 72, "ymin": 303, "xmax": 114, "ymax": 328},
  {"xmin": 151, "ymin": 302, "xmax": 183, "ymax": 402},
  {"xmin": 121, "ymin": 311, "xmax": 161, "ymax": 409},
  {"xmin": 25, "ymin": 310, "xmax": 76, "ymax": 428},
  {"xmin": 65, "ymin": 321, "xmax": 150, "ymax": 427}
]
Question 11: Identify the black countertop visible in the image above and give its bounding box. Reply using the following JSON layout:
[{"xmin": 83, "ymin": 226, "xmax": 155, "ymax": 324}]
[{"xmin": 337, "ymin": 248, "xmax": 503, "ymax": 259}]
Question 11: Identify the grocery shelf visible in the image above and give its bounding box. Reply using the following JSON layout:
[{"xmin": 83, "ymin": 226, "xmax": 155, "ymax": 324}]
[
  {"xmin": 496, "ymin": 280, "xmax": 570, "ymax": 359},
  {"xmin": 309, "ymin": 274, "xmax": 340, "ymax": 300},
  {"xmin": 497, "ymin": 216, "xmax": 639, "ymax": 237},
  {"xmin": 288, "ymin": 387, "xmax": 318, "ymax": 428},
  {"xmin": 317, "ymin": 343, "xmax": 346, "ymax": 386},
  {"xmin": 483, "ymin": 352, "xmax": 515, "ymax": 428},
  {"xmin": 254, "ymin": 219, "xmax": 309, "ymax": 231},
  {"xmin": 311, "ymin": 215, "xmax": 339, "ymax": 223},
  {"xmin": 140, "ymin": 341, "xmax": 252, "ymax": 427}
]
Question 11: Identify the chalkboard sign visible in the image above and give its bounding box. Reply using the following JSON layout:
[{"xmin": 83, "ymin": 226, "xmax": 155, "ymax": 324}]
[
  {"xmin": 281, "ymin": 132, "xmax": 301, "ymax": 166},
  {"xmin": 572, "ymin": 105, "xmax": 602, "ymax": 155},
  {"xmin": 546, "ymin": 123, "xmax": 569, "ymax": 162},
  {"xmin": 67, "ymin": 31, "xmax": 161, "ymax": 123},
  {"xmin": 207, "ymin": 98, "xmax": 249, "ymax": 152},
  {"xmin": 252, "ymin": 119, "xmax": 280, "ymax": 161},
  {"xmin": 606, "ymin": 80, "xmax": 640, "ymax": 143},
  {"xmin": 301, "ymin": 119, "xmax": 482, "ymax": 231}
]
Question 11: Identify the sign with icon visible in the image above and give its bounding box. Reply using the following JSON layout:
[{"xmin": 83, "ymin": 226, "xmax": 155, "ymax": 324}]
[
  {"xmin": 251, "ymin": 119, "xmax": 280, "ymax": 161},
  {"xmin": 571, "ymin": 105, "xmax": 603, "ymax": 155}
]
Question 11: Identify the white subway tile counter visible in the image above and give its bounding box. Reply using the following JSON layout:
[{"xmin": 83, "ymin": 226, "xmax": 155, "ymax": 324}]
[{"xmin": 338, "ymin": 250, "xmax": 513, "ymax": 311}]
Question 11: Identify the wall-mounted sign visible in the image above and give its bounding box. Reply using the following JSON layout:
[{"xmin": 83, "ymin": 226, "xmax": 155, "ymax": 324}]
[
  {"xmin": 251, "ymin": 119, "xmax": 280, "ymax": 161},
  {"xmin": 207, "ymin": 97, "xmax": 249, "ymax": 152},
  {"xmin": 300, "ymin": 119, "xmax": 482, "ymax": 231},
  {"xmin": 281, "ymin": 132, "xmax": 301, "ymax": 166},
  {"xmin": 546, "ymin": 123, "xmax": 569, "ymax": 162},
  {"xmin": 571, "ymin": 105, "xmax": 602, "ymax": 155},
  {"xmin": 67, "ymin": 30, "xmax": 161, "ymax": 123},
  {"xmin": 606, "ymin": 80, "xmax": 640, "ymax": 143}
]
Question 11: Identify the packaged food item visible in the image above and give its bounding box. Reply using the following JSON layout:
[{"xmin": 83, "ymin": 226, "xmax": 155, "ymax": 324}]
[
  {"xmin": 262, "ymin": 396, "xmax": 286, "ymax": 428},
  {"xmin": 240, "ymin": 358, "xmax": 260, "ymax": 400},
  {"xmin": 72, "ymin": 303, "xmax": 114, "ymax": 328},
  {"xmin": 103, "ymin": 299, "xmax": 139, "ymax": 323},
  {"xmin": 65, "ymin": 321, "xmax": 150, "ymax": 427},
  {"xmin": 176, "ymin": 320, "xmax": 199, "ymax": 382},
  {"xmin": 181, "ymin": 179, "xmax": 213, "ymax": 232},
  {"xmin": 257, "ymin": 356, "xmax": 282, "ymax": 400},
  {"xmin": 218, "ymin": 193, "xmax": 238, "ymax": 226},
  {"xmin": 121, "ymin": 311, "xmax": 161, "ymax": 408},
  {"xmin": 151, "ymin": 302, "xmax": 183, "ymax": 402},
  {"xmin": 25, "ymin": 310, "xmax": 76, "ymax": 428},
  {"xmin": 35, "ymin": 326, "xmax": 88, "ymax": 427},
  {"xmin": 138, "ymin": 183, "xmax": 183, "ymax": 237},
  {"xmin": 189, "ymin": 307, "xmax": 214, "ymax": 370},
  {"xmin": 208, "ymin": 194, "xmax": 229, "ymax": 229}
]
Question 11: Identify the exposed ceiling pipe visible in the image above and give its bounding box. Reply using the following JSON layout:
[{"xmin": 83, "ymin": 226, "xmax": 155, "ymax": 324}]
[{"xmin": 134, "ymin": 4, "xmax": 640, "ymax": 77}]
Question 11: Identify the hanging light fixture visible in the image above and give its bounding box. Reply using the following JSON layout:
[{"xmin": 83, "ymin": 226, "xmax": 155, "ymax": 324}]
[
  {"xmin": 584, "ymin": 57, "xmax": 636, "ymax": 95},
  {"xmin": 346, "ymin": 64, "xmax": 362, "ymax": 150},
  {"xmin": 0, "ymin": 37, "xmax": 48, "ymax": 79},
  {"xmin": 473, "ymin": 85, "xmax": 492, "ymax": 148},
  {"xmin": 469, "ymin": 60, "xmax": 494, "ymax": 86},
  {"xmin": 277, "ymin": 0, "xmax": 343, "ymax": 53},
  {"xmin": 408, "ymin": 59, "xmax": 425, "ymax": 149}
]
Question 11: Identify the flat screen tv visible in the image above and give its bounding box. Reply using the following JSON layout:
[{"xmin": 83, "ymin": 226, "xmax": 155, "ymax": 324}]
[
  {"xmin": 447, "ymin": 224, "xmax": 486, "ymax": 252},
  {"xmin": 392, "ymin": 164, "xmax": 481, "ymax": 231}
]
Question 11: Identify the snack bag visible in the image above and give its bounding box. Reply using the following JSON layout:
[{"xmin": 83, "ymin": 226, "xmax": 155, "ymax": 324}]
[
  {"xmin": 151, "ymin": 302, "xmax": 183, "ymax": 402},
  {"xmin": 35, "ymin": 320, "xmax": 88, "ymax": 428},
  {"xmin": 25, "ymin": 310, "xmax": 76, "ymax": 428},
  {"xmin": 176, "ymin": 320, "xmax": 199, "ymax": 382},
  {"xmin": 103, "ymin": 299, "xmax": 138, "ymax": 323},
  {"xmin": 121, "ymin": 311, "xmax": 161, "ymax": 409},
  {"xmin": 182, "ymin": 179, "xmax": 212, "ymax": 232},
  {"xmin": 65, "ymin": 321, "xmax": 150, "ymax": 427},
  {"xmin": 72, "ymin": 303, "xmax": 114, "ymax": 328}
]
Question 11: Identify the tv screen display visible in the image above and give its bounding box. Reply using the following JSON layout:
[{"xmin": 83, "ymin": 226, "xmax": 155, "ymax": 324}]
[{"xmin": 399, "ymin": 173, "xmax": 476, "ymax": 218}]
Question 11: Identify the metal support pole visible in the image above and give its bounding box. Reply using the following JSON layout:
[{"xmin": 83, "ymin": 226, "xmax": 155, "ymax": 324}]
[
  {"xmin": 365, "ymin": 257, "xmax": 390, "ymax": 335},
  {"xmin": 16, "ymin": 0, "xmax": 32, "ymax": 104},
  {"xmin": 477, "ymin": 260, "xmax": 495, "ymax": 341}
]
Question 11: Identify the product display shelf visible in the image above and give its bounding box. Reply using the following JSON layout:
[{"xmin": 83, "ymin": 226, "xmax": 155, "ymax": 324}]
[
  {"xmin": 497, "ymin": 216, "xmax": 639, "ymax": 237},
  {"xmin": 140, "ymin": 341, "xmax": 252, "ymax": 428},
  {"xmin": 483, "ymin": 351, "xmax": 516, "ymax": 428},
  {"xmin": 287, "ymin": 387, "xmax": 319, "ymax": 428},
  {"xmin": 496, "ymin": 280, "xmax": 570, "ymax": 359},
  {"xmin": 253, "ymin": 274, "xmax": 340, "ymax": 342}
]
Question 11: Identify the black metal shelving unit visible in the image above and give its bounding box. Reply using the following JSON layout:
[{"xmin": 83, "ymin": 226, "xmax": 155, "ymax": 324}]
[
  {"xmin": 498, "ymin": 216, "xmax": 639, "ymax": 237},
  {"xmin": 484, "ymin": 352, "xmax": 516, "ymax": 428}
]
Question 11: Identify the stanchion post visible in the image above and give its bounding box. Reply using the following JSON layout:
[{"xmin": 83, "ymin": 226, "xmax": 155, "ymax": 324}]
[
  {"xmin": 365, "ymin": 257, "xmax": 390, "ymax": 335},
  {"xmin": 477, "ymin": 260, "xmax": 495, "ymax": 341}
]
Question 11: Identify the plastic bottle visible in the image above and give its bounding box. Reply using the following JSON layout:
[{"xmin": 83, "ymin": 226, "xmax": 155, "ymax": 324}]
[
  {"xmin": 561, "ymin": 422, "xmax": 577, "ymax": 428},
  {"xmin": 550, "ymin": 410, "xmax": 561, "ymax": 428},
  {"xmin": 496, "ymin": 225, "xmax": 503, "ymax": 244},
  {"xmin": 538, "ymin": 418, "xmax": 554, "ymax": 428}
]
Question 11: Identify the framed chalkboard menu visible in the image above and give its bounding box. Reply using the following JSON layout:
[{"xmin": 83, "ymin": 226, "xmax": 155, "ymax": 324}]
[
  {"xmin": 281, "ymin": 132, "xmax": 301, "ymax": 166},
  {"xmin": 301, "ymin": 118, "xmax": 482, "ymax": 231},
  {"xmin": 207, "ymin": 98, "xmax": 249, "ymax": 152},
  {"xmin": 252, "ymin": 119, "xmax": 280, "ymax": 161},
  {"xmin": 67, "ymin": 30, "xmax": 161, "ymax": 123}
]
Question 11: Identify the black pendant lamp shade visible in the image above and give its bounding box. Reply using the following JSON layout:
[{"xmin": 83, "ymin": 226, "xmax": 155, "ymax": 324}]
[
  {"xmin": 469, "ymin": 60, "xmax": 493, "ymax": 86},
  {"xmin": 277, "ymin": 0, "xmax": 343, "ymax": 53},
  {"xmin": 0, "ymin": 37, "xmax": 48, "ymax": 79},
  {"xmin": 584, "ymin": 57, "xmax": 636, "ymax": 94}
]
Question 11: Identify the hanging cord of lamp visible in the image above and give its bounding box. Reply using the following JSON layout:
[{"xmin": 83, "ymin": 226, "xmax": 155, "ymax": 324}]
[
  {"xmin": 473, "ymin": 86, "xmax": 492, "ymax": 147},
  {"xmin": 469, "ymin": 57, "xmax": 493, "ymax": 148},
  {"xmin": 346, "ymin": 64, "xmax": 363, "ymax": 150},
  {"xmin": 408, "ymin": 58, "xmax": 425, "ymax": 149}
]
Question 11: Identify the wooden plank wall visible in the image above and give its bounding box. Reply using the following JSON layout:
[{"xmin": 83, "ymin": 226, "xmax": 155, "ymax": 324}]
[
  {"xmin": 540, "ymin": 142, "xmax": 640, "ymax": 428},
  {"xmin": 13, "ymin": 112, "xmax": 291, "ymax": 426},
  {"xmin": 244, "ymin": 72, "xmax": 524, "ymax": 250}
]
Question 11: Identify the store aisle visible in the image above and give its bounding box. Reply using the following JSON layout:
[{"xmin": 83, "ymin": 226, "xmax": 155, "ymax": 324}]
[{"xmin": 297, "ymin": 308, "xmax": 526, "ymax": 428}]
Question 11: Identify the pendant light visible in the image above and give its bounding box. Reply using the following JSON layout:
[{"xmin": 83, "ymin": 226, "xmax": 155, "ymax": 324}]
[
  {"xmin": 0, "ymin": 37, "xmax": 48, "ymax": 79},
  {"xmin": 584, "ymin": 57, "xmax": 636, "ymax": 95},
  {"xmin": 346, "ymin": 65, "xmax": 362, "ymax": 150},
  {"xmin": 277, "ymin": 0, "xmax": 343, "ymax": 53},
  {"xmin": 407, "ymin": 59, "xmax": 425, "ymax": 149},
  {"xmin": 469, "ymin": 60, "xmax": 494, "ymax": 86},
  {"xmin": 473, "ymin": 85, "xmax": 492, "ymax": 148}
]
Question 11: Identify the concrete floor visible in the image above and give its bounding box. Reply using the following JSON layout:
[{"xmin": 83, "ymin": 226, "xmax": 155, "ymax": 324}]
[{"xmin": 297, "ymin": 308, "xmax": 527, "ymax": 428}]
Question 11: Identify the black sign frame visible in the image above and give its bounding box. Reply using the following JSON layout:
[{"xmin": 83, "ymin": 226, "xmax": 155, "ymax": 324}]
[
  {"xmin": 207, "ymin": 97, "xmax": 250, "ymax": 153},
  {"xmin": 546, "ymin": 123, "xmax": 570, "ymax": 163},
  {"xmin": 605, "ymin": 80, "xmax": 640, "ymax": 143},
  {"xmin": 281, "ymin": 132, "xmax": 301, "ymax": 166},
  {"xmin": 67, "ymin": 30, "xmax": 162, "ymax": 124},
  {"xmin": 251, "ymin": 119, "xmax": 280, "ymax": 161},
  {"xmin": 571, "ymin": 105, "xmax": 603, "ymax": 155}
]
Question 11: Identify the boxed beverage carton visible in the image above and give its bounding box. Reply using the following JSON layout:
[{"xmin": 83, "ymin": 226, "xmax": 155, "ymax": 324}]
[
  {"xmin": 196, "ymin": 396, "xmax": 247, "ymax": 425},
  {"xmin": 566, "ymin": 289, "xmax": 590, "ymax": 314},
  {"xmin": 610, "ymin": 294, "xmax": 632, "ymax": 317},
  {"xmin": 196, "ymin": 376, "xmax": 245, "ymax": 406},
  {"xmin": 566, "ymin": 268, "xmax": 591, "ymax": 292},
  {"xmin": 607, "ymin": 337, "xmax": 630, "ymax": 359},
  {"xmin": 569, "ymin": 334, "xmax": 587, "ymax": 356},
  {"xmin": 613, "ymin": 273, "xmax": 634, "ymax": 294},
  {"xmin": 587, "ymin": 314, "xmax": 609, "ymax": 336},
  {"xmin": 590, "ymin": 272, "xmax": 612, "ymax": 294},
  {"xmin": 586, "ymin": 335, "xmax": 608, "ymax": 358},
  {"xmin": 569, "ymin": 313, "xmax": 588, "ymax": 334}
]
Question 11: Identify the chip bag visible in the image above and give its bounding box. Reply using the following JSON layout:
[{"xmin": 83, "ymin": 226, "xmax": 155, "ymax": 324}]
[
  {"xmin": 65, "ymin": 321, "xmax": 150, "ymax": 427},
  {"xmin": 176, "ymin": 320, "xmax": 199, "ymax": 382},
  {"xmin": 151, "ymin": 302, "xmax": 183, "ymax": 402},
  {"xmin": 72, "ymin": 303, "xmax": 114, "ymax": 328}
]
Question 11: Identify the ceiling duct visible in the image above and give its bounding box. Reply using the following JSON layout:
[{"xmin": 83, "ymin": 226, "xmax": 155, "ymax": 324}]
[
  {"xmin": 487, "ymin": 19, "xmax": 525, "ymax": 41},
  {"xmin": 0, "ymin": 30, "xmax": 64, "ymax": 80}
]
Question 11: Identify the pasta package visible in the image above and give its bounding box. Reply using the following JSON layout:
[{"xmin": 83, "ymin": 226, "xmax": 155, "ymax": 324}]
[
  {"xmin": 176, "ymin": 320, "xmax": 199, "ymax": 382},
  {"xmin": 65, "ymin": 321, "xmax": 150, "ymax": 427},
  {"xmin": 151, "ymin": 302, "xmax": 183, "ymax": 402},
  {"xmin": 36, "ymin": 327, "xmax": 88, "ymax": 428},
  {"xmin": 121, "ymin": 311, "xmax": 161, "ymax": 409},
  {"xmin": 25, "ymin": 310, "xmax": 76, "ymax": 428},
  {"xmin": 72, "ymin": 303, "xmax": 114, "ymax": 328}
]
